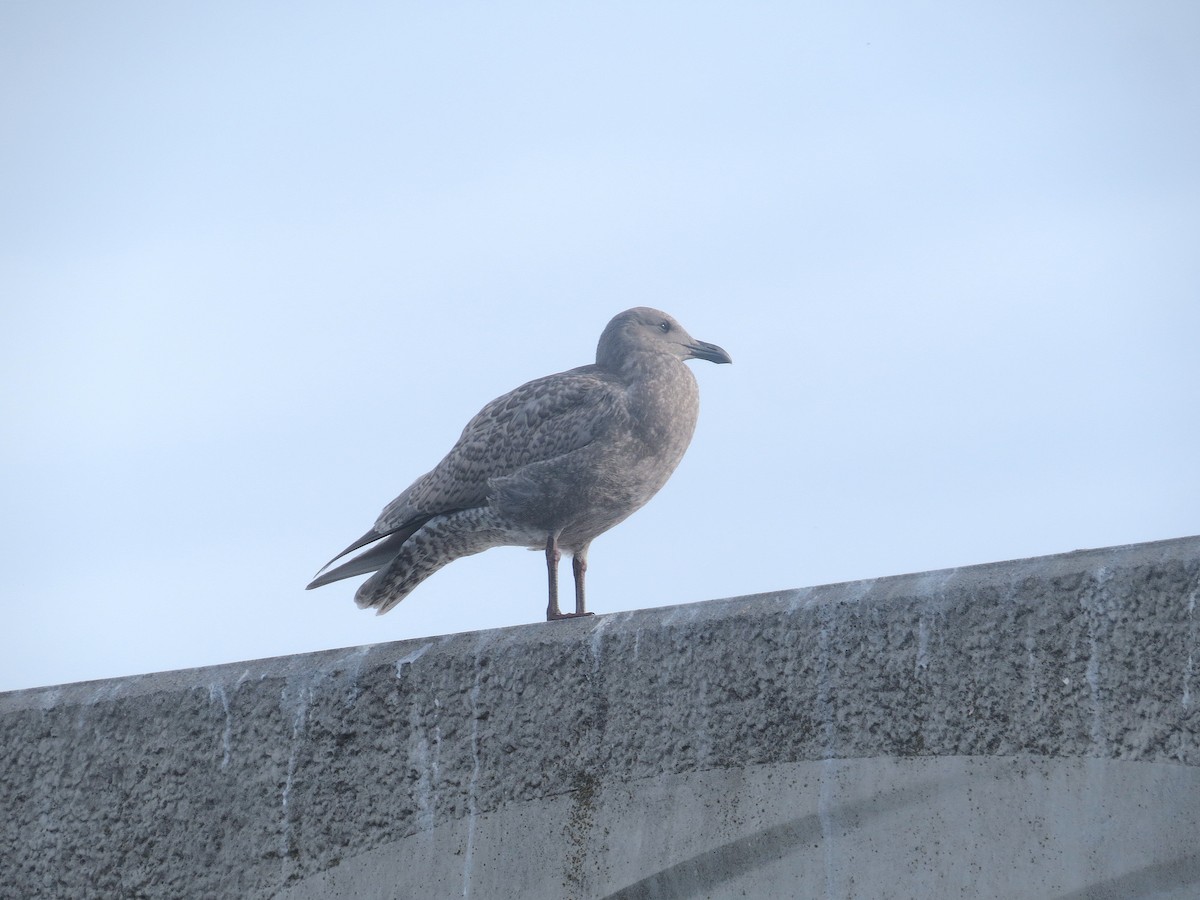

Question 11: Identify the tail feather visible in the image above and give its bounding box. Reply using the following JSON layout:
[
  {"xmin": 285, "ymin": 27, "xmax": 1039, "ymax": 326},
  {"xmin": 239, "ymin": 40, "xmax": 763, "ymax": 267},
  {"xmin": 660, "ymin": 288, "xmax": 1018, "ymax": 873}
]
[
  {"xmin": 306, "ymin": 522, "xmax": 424, "ymax": 590},
  {"xmin": 355, "ymin": 508, "xmax": 525, "ymax": 614}
]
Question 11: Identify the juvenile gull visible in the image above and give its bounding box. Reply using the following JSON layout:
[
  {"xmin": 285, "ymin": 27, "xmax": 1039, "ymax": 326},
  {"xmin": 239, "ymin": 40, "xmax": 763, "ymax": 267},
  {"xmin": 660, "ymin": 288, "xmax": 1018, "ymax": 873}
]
[{"xmin": 306, "ymin": 307, "xmax": 731, "ymax": 620}]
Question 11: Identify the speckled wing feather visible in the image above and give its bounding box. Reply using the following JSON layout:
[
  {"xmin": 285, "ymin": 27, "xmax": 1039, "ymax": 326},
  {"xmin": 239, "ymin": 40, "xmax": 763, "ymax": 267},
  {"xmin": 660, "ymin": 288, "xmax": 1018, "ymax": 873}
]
[{"xmin": 376, "ymin": 363, "xmax": 628, "ymax": 532}]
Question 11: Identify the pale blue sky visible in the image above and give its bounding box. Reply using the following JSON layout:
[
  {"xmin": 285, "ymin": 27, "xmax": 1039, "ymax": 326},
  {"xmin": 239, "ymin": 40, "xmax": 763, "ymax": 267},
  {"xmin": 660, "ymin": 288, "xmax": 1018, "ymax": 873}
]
[{"xmin": 3, "ymin": 2, "xmax": 1198, "ymax": 691}]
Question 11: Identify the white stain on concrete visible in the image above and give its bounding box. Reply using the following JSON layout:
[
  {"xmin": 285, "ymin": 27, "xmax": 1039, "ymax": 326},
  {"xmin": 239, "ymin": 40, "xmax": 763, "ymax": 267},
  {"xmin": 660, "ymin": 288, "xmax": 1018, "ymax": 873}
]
[
  {"xmin": 395, "ymin": 642, "xmax": 433, "ymax": 678},
  {"xmin": 462, "ymin": 640, "xmax": 488, "ymax": 899},
  {"xmin": 412, "ymin": 674, "xmax": 444, "ymax": 835},
  {"xmin": 1083, "ymin": 576, "xmax": 1108, "ymax": 751},
  {"xmin": 280, "ymin": 679, "xmax": 313, "ymax": 861},
  {"xmin": 589, "ymin": 614, "xmax": 612, "ymax": 664},
  {"xmin": 916, "ymin": 615, "xmax": 931, "ymax": 674},
  {"xmin": 818, "ymin": 757, "xmax": 840, "ymax": 900},
  {"xmin": 1185, "ymin": 590, "xmax": 1196, "ymax": 709},
  {"xmin": 208, "ymin": 684, "xmax": 233, "ymax": 770}
]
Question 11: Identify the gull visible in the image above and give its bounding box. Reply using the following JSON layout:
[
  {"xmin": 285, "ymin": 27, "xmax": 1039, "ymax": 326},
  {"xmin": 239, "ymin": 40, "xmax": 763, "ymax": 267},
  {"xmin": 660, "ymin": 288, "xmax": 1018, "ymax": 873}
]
[{"xmin": 307, "ymin": 307, "xmax": 731, "ymax": 620}]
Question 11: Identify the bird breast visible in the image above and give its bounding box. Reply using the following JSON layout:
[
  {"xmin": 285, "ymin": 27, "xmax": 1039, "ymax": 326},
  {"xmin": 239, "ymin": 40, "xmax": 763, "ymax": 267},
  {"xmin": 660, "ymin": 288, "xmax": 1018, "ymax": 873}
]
[{"xmin": 488, "ymin": 354, "xmax": 700, "ymax": 546}]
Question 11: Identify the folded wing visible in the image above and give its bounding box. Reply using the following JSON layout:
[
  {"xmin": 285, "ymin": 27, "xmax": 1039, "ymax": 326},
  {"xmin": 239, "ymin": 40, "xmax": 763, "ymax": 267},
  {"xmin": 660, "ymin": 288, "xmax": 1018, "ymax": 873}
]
[{"xmin": 306, "ymin": 365, "xmax": 626, "ymax": 587}]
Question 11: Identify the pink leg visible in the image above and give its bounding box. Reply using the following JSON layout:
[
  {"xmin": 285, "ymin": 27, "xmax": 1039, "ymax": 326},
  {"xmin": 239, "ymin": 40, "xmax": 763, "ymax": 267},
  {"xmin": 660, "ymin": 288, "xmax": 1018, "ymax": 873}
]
[
  {"xmin": 546, "ymin": 539, "xmax": 594, "ymax": 621},
  {"xmin": 572, "ymin": 551, "xmax": 592, "ymax": 616},
  {"xmin": 545, "ymin": 534, "xmax": 562, "ymax": 620}
]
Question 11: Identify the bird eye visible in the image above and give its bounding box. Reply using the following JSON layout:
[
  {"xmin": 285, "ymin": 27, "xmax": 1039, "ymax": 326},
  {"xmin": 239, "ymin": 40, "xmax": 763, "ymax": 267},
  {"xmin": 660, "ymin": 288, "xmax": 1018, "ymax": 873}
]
[{"xmin": 659, "ymin": 321, "xmax": 671, "ymax": 333}]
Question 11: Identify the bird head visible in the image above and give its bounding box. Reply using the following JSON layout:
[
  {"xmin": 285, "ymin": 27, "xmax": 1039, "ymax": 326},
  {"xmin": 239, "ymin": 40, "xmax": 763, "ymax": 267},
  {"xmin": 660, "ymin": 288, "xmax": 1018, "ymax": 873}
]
[{"xmin": 597, "ymin": 307, "xmax": 732, "ymax": 370}]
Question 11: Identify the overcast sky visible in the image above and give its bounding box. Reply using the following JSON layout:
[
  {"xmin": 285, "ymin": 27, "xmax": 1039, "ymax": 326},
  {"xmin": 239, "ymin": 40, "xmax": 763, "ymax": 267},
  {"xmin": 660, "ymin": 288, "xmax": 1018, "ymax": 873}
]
[{"xmin": 3, "ymin": 2, "xmax": 1198, "ymax": 692}]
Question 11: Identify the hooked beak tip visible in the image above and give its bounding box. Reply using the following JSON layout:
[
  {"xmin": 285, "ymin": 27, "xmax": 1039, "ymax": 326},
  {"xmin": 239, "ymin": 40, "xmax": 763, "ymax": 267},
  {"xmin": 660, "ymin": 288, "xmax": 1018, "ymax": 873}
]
[{"xmin": 688, "ymin": 340, "xmax": 732, "ymax": 365}]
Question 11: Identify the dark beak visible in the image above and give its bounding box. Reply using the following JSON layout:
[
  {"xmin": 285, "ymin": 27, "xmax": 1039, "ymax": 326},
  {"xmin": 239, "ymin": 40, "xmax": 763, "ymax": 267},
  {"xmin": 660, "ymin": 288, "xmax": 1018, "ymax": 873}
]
[{"xmin": 686, "ymin": 340, "xmax": 733, "ymax": 365}]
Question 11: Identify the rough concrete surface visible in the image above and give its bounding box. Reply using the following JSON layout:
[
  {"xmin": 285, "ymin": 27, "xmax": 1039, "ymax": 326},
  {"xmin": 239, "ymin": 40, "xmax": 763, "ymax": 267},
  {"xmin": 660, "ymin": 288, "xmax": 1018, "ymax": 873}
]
[{"xmin": 2, "ymin": 535, "xmax": 1198, "ymax": 899}]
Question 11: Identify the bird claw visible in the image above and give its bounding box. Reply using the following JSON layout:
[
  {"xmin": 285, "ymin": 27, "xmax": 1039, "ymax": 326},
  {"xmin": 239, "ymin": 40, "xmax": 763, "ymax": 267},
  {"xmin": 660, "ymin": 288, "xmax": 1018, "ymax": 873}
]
[{"xmin": 546, "ymin": 611, "xmax": 595, "ymax": 621}]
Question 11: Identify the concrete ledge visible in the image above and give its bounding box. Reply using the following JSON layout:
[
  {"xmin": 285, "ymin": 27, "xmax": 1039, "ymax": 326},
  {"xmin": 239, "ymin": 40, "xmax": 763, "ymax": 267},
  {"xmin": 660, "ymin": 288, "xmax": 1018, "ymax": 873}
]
[{"xmin": 3, "ymin": 536, "xmax": 1199, "ymax": 898}]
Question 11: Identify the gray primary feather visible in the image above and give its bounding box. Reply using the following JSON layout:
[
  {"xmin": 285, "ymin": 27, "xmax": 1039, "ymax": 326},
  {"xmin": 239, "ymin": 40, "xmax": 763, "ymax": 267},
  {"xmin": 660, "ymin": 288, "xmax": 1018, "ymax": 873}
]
[{"xmin": 306, "ymin": 307, "xmax": 731, "ymax": 617}]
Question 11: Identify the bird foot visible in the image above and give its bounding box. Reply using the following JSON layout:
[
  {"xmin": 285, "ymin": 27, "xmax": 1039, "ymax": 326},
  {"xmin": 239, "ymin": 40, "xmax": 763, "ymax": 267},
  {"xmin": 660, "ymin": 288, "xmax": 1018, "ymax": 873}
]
[{"xmin": 547, "ymin": 611, "xmax": 595, "ymax": 621}]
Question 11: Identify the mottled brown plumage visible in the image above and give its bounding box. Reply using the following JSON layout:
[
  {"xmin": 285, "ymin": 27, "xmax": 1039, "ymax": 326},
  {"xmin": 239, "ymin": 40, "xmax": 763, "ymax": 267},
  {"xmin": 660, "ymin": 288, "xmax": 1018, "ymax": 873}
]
[{"xmin": 306, "ymin": 307, "xmax": 731, "ymax": 619}]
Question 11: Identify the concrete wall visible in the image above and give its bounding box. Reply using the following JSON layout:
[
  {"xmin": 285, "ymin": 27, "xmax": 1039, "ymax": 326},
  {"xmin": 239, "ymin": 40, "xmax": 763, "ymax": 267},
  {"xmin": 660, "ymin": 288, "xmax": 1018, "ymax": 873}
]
[{"xmin": 3, "ymin": 535, "xmax": 1199, "ymax": 899}]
